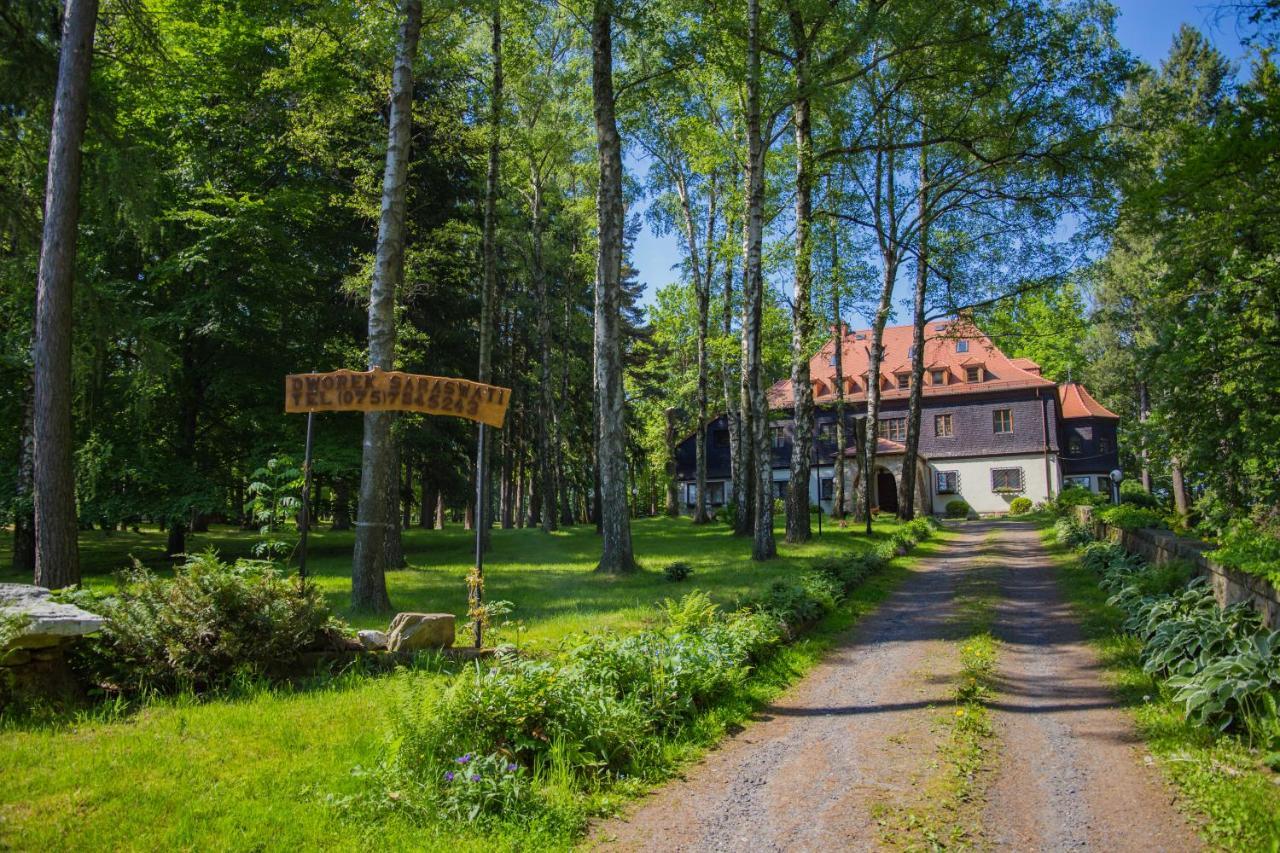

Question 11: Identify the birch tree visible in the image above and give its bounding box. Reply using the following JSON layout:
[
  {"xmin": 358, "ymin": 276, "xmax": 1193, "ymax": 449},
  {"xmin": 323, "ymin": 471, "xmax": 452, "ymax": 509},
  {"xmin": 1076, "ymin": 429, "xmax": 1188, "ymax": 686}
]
[{"xmin": 351, "ymin": 0, "xmax": 422, "ymax": 611}]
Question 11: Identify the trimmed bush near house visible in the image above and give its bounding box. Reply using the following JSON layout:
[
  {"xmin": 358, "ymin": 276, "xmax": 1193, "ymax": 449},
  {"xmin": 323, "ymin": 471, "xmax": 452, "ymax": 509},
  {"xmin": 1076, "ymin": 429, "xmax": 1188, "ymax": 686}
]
[
  {"xmin": 945, "ymin": 498, "xmax": 971, "ymax": 519},
  {"xmin": 58, "ymin": 551, "xmax": 342, "ymax": 694},
  {"xmin": 1008, "ymin": 497, "xmax": 1033, "ymax": 515},
  {"xmin": 1052, "ymin": 485, "xmax": 1106, "ymax": 515},
  {"xmin": 1098, "ymin": 503, "xmax": 1166, "ymax": 531},
  {"xmin": 662, "ymin": 561, "xmax": 693, "ymax": 582},
  {"xmin": 1119, "ymin": 479, "xmax": 1162, "ymax": 509}
]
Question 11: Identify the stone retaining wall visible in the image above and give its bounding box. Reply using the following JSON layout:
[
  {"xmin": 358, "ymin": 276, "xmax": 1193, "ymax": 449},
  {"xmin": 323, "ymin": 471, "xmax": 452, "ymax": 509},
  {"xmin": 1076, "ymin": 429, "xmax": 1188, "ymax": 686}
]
[{"xmin": 1074, "ymin": 506, "xmax": 1280, "ymax": 629}]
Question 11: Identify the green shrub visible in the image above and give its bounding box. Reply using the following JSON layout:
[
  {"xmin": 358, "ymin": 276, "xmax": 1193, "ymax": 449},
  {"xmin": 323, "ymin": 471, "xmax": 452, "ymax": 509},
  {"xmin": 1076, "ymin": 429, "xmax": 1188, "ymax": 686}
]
[
  {"xmin": 662, "ymin": 561, "xmax": 693, "ymax": 582},
  {"xmin": 1054, "ymin": 516, "xmax": 1094, "ymax": 547},
  {"xmin": 1052, "ymin": 485, "xmax": 1105, "ymax": 516},
  {"xmin": 1119, "ymin": 480, "xmax": 1162, "ymax": 509},
  {"xmin": 1210, "ymin": 518, "xmax": 1280, "ymax": 587},
  {"xmin": 1008, "ymin": 496, "xmax": 1033, "ymax": 515},
  {"xmin": 438, "ymin": 752, "xmax": 533, "ymax": 823},
  {"xmin": 1099, "ymin": 503, "xmax": 1166, "ymax": 531},
  {"xmin": 60, "ymin": 551, "xmax": 341, "ymax": 694},
  {"xmin": 944, "ymin": 498, "xmax": 971, "ymax": 519}
]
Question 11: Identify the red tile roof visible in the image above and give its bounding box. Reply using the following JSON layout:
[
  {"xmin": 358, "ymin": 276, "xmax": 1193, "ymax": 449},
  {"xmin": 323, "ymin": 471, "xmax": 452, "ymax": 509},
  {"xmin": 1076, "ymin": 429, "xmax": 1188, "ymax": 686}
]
[
  {"xmin": 1010, "ymin": 357, "xmax": 1041, "ymax": 375},
  {"xmin": 843, "ymin": 437, "xmax": 906, "ymax": 456},
  {"xmin": 1057, "ymin": 382, "xmax": 1118, "ymax": 419},
  {"xmin": 767, "ymin": 319, "xmax": 1055, "ymax": 408}
]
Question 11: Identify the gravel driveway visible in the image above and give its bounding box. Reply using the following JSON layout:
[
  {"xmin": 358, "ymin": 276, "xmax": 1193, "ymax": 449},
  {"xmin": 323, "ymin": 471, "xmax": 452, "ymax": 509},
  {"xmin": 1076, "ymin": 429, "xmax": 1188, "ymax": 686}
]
[{"xmin": 591, "ymin": 521, "xmax": 1200, "ymax": 852}]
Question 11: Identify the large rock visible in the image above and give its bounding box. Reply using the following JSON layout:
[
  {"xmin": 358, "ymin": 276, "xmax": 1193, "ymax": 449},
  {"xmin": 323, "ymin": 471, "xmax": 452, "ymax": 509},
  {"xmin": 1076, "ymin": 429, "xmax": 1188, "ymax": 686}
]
[
  {"xmin": 356, "ymin": 629, "xmax": 388, "ymax": 651},
  {"xmin": 385, "ymin": 612, "xmax": 455, "ymax": 652},
  {"xmin": 0, "ymin": 584, "xmax": 103, "ymax": 651}
]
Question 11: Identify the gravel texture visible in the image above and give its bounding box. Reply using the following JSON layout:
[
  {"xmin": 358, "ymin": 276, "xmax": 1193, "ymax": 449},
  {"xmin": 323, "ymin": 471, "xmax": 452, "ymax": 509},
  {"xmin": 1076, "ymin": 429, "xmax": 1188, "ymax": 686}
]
[{"xmin": 591, "ymin": 522, "xmax": 1201, "ymax": 852}]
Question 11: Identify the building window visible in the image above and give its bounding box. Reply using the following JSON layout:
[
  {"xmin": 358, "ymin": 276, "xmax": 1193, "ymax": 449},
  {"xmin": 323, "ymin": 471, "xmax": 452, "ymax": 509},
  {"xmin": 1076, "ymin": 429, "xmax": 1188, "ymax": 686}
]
[
  {"xmin": 883, "ymin": 417, "xmax": 907, "ymax": 442},
  {"xmin": 934, "ymin": 413, "xmax": 953, "ymax": 437},
  {"xmin": 771, "ymin": 426, "xmax": 786, "ymax": 448},
  {"xmin": 1097, "ymin": 476, "xmax": 1112, "ymax": 493},
  {"xmin": 993, "ymin": 409, "xmax": 1013, "ymax": 434},
  {"xmin": 817, "ymin": 422, "xmax": 835, "ymax": 443},
  {"xmin": 936, "ymin": 471, "xmax": 959, "ymax": 494},
  {"xmin": 991, "ymin": 467, "xmax": 1024, "ymax": 493},
  {"xmin": 956, "ymin": 339, "xmax": 969, "ymax": 353},
  {"xmin": 1065, "ymin": 476, "xmax": 1092, "ymax": 490},
  {"xmin": 707, "ymin": 482, "xmax": 726, "ymax": 506},
  {"xmin": 896, "ymin": 373, "xmax": 911, "ymax": 389},
  {"xmin": 1068, "ymin": 436, "xmax": 1082, "ymax": 455},
  {"xmin": 820, "ymin": 477, "xmax": 834, "ymax": 500},
  {"xmin": 931, "ymin": 369, "xmax": 947, "ymax": 386},
  {"xmin": 1099, "ymin": 437, "xmax": 1113, "ymax": 453},
  {"xmin": 773, "ymin": 480, "xmax": 787, "ymax": 499},
  {"xmin": 966, "ymin": 366, "xmax": 983, "ymax": 383}
]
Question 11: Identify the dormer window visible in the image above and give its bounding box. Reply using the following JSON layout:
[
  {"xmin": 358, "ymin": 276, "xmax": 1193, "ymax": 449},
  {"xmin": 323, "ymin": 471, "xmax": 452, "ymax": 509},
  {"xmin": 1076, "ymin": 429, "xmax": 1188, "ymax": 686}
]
[
  {"xmin": 931, "ymin": 369, "xmax": 947, "ymax": 386},
  {"xmin": 966, "ymin": 366, "xmax": 984, "ymax": 383},
  {"xmin": 956, "ymin": 339, "xmax": 969, "ymax": 353},
  {"xmin": 896, "ymin": 373, "xmax": 910, "ymax": 389},
  {"xmin": 1068, "ymin": 436, "xmax": 1082, "ymax": 455},
  {"xmin": 813, "ymin": 380, "xmax": 827, "ymax": 397}
]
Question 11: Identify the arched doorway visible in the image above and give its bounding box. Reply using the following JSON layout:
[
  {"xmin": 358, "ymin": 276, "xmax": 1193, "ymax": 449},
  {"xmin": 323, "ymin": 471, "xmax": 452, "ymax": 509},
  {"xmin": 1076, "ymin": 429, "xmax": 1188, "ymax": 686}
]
[{"xmin": 876, "ymin": 469, "xmax": 899, "ymax": 514}]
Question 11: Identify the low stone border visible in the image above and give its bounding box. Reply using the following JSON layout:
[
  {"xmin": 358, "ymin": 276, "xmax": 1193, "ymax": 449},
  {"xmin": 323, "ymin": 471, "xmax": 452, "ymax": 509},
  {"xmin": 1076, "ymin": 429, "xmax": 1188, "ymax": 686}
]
[{"xmin": 1074, "ymin": 506, "xmax": 1280, "ymax": 628}]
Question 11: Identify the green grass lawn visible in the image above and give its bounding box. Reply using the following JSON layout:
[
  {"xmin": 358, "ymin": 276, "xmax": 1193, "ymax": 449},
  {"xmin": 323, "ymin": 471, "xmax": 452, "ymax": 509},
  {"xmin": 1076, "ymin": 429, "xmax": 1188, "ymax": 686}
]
[{"xmin": 0, "ymin": 515, "xmax": 912, "ymax": 850}]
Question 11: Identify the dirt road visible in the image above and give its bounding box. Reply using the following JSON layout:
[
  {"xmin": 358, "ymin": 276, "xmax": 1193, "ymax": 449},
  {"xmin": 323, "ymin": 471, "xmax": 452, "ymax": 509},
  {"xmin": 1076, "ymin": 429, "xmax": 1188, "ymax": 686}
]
[{"xmin": 592, "ymin": 521, "xmax": 1199, "ymax": 852}]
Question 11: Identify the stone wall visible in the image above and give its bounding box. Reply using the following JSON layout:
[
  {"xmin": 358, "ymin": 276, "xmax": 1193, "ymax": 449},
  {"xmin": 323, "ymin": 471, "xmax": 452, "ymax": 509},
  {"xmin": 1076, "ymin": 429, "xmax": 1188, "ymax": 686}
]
[{"xmin": 1074, "ymin": 506, "xmax": 1280, "ymax": 629}]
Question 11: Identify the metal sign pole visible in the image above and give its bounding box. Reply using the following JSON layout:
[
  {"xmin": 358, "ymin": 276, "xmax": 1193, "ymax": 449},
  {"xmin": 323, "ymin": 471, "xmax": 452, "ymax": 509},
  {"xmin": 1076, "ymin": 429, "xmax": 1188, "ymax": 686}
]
[
  {"xmin": 471, "ymin": 422, "xmax": 486, "ymax": 649},
  {"xmin": 298, "ymin": 409, "xmax": 315, "ymax": 586}
]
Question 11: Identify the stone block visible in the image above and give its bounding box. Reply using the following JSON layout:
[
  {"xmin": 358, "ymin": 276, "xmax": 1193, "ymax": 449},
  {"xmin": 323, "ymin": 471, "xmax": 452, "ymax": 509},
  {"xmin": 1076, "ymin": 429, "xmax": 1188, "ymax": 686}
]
[
  {"xmin": 357, "ymin": 629, "xmax": 388, "ymax": 651},
  {"xmin": 385, "ymin": 613, "xmax": 455, "ymax": 652},
  {"xmin": 1, "ymin": 584, "xmax": 103, "ymax": 650}
]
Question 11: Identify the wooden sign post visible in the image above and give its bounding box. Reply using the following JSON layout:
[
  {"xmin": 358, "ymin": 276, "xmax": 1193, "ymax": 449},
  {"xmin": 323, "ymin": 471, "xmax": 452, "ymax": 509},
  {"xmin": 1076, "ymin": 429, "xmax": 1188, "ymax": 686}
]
[{"xmin": 285, "ymin": 368, "xmax": 512, "ymax": 648}]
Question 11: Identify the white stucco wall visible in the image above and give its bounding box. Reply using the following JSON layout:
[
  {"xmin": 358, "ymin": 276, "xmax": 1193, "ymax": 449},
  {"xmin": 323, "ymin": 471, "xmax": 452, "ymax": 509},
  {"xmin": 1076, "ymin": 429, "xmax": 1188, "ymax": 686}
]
[{"xmin": 927, "ymin": 453, "xmax": 1060, "ymax": 515}]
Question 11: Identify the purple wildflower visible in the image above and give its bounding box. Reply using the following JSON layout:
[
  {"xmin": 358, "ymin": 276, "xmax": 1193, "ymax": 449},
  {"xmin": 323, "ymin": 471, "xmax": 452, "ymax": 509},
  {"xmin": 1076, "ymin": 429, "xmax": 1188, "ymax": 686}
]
[
  {"xmin": 506, "ymin": 763, "xmax": 518, "ymax": 772},
  {"xmin": 470, "ymin": 774, "xmax": 481, "ymax": 782},
  {"xmin": 443, "ymin": 771, "xmax": 454, "ymax": 782},
  {"xmin": 456, "ymin": 753, "xmax": 472, "ymax": 765}
]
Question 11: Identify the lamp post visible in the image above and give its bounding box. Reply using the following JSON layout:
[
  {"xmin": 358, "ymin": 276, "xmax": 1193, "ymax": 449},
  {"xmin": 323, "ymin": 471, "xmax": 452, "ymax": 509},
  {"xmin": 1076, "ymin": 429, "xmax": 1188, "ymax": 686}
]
[{"xmin": 1109, "ymin": 468, "xmax": 1123, "ymax": 506}]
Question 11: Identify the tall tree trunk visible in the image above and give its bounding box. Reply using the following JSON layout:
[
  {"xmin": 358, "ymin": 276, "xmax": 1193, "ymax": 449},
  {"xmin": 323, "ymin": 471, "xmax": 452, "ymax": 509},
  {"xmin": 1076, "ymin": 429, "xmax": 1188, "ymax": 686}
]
[
  {"xmin": 736, "ymin": 253, "xmax": 754, "ymax": 537},
  {"xmin": 32, "ymin": 0, "xmax": 99, "ymax": 587},
  {"xmin": 14, "ymin": 376, "xmax": 36, "ymax": 577},
  {"xmin": 785, "ymin": 15, "xmax": 814, "ymax": 543},
  {"xmin": 419, "ymin": 468, "xmax": 432, "ymax": 527},
  {"xmin": 401, "ymin": 454, "xmax": 413, "ymax": 529},
  {"xmin": 743, "ymin": 0, "xmax": 775, "ymax": 560},
  {"xmin": 475, "ymin": 0, "xmax": 503, "ymax": 550},
  {"xmin": 590, "ymin": 3, "xmax": 636, "ymax": 573},
  {"xmin": 899, "ymin": 144, "xmax": 928, "ymax": 520},
  {"xmin": 331, "ymin": 478, "xmax": 352, "ymax": 530},
  {"xmin": 384, "ymin": 427, "xmax": 406, "ymax": 568},
  {"xmin": 664, "ymin": 407, "xmax": 680, "ymax": 516},
  {"xmin": 863, "ymin": 129, "xmax": 898, "ymax": 535},
  {"xmin": 351, "ymin": 0, "xmax": 420, "ymax": 612},
  {"xmin": 831, "ymin": 240, "xmax": 847, "ymax": 519},
  {"xmin": 675, "ymin": 174, "xmax": 717, "ymax": 524},
  {"xmin": 532, "ymin": 175, "xmax": 557, "ymax": 533},
  {"xmin": 1138, "ymin": 381, "xmax": 1152, "ymax": 492},
  {"xmin": 434, "ymin": 490, "xmax": 445, "ymax": 529},
  {"xmin": 720, "ymin": 251, "xmax": 745, "ymax": 534},
  {"xmin": 1171, "ymin": 456, "xmax": 1189, "ymax": 522}
]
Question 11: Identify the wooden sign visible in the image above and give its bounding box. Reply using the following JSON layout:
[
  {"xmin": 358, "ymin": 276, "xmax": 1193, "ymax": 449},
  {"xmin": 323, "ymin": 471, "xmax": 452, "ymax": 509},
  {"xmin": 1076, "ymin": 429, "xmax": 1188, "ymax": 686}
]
[{"xmin": 285, "ymin": 369, "xmax": 511, "ymax": 428}]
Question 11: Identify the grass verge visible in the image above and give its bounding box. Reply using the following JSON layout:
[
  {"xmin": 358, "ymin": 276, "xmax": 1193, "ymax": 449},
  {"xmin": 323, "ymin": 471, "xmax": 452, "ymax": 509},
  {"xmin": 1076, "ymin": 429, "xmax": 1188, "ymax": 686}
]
[{"xmin": 1037, "ymin": 522, "xmax": 1280, "ymax": 852}]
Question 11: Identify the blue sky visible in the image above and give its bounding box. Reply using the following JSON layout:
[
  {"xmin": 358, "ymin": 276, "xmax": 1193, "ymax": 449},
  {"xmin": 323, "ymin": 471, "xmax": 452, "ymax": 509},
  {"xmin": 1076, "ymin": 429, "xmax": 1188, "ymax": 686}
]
[{"xmin": 626, "ymin": 0, "xmax": 1252, "ymax": 320}]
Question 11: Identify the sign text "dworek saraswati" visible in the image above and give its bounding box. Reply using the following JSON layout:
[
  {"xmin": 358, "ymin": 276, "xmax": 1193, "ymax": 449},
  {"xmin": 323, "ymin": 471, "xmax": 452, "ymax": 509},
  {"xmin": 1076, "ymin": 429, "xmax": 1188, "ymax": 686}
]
[{"xmin": 285, "ymin": 369, "xmax": 511, "ymax": 428}]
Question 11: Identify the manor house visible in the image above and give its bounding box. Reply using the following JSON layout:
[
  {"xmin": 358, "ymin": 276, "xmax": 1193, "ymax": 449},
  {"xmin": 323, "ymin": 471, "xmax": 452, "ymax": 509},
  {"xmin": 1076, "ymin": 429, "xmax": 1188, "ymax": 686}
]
[{"xmin": 674, "ymin": 321, "xmax": 1119, "ymax": 516}]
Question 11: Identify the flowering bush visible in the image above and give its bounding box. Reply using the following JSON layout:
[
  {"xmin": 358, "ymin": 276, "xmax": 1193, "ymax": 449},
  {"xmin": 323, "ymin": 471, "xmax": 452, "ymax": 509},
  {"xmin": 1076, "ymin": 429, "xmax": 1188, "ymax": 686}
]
[
  {"xmin": 437, "ymin": 752, "xmax": 532, "ymax": 822},
  {"xmin": 1008, "ymin": 497, "xmax": 1033, "ymax": 515}
]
